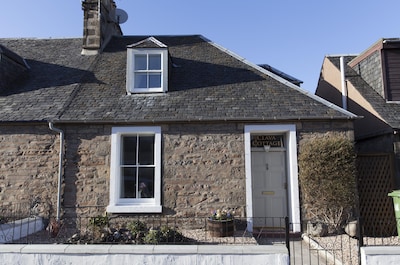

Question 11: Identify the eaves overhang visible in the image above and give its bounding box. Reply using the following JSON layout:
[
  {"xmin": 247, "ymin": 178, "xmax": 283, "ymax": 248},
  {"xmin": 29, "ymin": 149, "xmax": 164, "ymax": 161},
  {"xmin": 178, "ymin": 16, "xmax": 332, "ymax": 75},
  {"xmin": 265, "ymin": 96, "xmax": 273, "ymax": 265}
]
[{"xmin": 47, "ymin": 115, "xmax": 361, "ymax": 125}]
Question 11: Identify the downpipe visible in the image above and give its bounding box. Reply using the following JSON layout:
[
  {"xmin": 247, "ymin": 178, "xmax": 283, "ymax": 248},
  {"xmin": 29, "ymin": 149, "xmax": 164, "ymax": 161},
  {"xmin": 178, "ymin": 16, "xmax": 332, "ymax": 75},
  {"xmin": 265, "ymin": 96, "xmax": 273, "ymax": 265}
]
[
  {"xmin": 340, "ymin": 56, "xmax": 348, "ymax": 110},
  {"xmin": 48, "ymin": 122, "xmax": 64, "ymax": 222}
]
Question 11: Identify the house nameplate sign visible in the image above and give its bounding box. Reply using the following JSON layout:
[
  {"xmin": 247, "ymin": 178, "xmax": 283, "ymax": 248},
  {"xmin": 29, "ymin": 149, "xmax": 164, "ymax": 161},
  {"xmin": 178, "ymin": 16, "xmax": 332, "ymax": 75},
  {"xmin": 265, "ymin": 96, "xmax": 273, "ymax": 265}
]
[{"xmin": 251, "ymin": 135, "xmax": 284, "ymax": 148}]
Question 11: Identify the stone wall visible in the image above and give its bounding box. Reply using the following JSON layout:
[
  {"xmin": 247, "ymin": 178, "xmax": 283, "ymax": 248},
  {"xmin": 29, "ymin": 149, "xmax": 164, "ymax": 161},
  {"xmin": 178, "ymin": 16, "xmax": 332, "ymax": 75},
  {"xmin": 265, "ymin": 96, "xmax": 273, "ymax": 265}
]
[
  {"xmin": 163, "ymin": 123, "xmax": 245, "ymax": 218},
  {"xmin": 0, "ymin": 120, "xmax": 354, "ymax": 221},
  {"xmin": 81, "ymin": 0, "xmax": 122, "ymax": 55},
  {"xmin": 0, "ymin": 124, "xmax": 59, "ymax": 218},
  {"xmin": 63, "ymin": 125, "xmax": 111, "ymax": 218}
]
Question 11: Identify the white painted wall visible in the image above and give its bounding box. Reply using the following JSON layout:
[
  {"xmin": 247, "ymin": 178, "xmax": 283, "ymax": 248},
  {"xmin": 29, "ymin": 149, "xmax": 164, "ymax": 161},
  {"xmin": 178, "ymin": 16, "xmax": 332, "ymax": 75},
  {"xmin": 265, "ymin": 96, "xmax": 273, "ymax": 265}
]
[
  {"xmin": 0, "ymin": 217, "xmax": 43, "ymax": 243},
  {"xmin": 361, "ymin": 246, "xmax": 400, "ymax": 265},
  {"xmin": 0, "ymin": 244, "xmax": 289, "ymax": 265}
]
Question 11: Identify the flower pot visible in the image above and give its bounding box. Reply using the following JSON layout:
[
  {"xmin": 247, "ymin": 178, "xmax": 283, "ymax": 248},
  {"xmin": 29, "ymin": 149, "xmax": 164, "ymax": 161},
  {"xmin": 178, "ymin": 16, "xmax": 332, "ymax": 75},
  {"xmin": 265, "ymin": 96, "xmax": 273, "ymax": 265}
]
[{"xmin": 207, "ymin": 219, "xmax": 234, "ymax": 237}]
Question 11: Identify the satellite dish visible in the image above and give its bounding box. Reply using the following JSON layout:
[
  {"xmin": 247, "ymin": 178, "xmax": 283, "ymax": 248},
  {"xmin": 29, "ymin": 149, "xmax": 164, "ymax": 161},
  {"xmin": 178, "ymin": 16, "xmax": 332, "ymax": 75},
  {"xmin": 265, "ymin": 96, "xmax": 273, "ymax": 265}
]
[{"xmin": 115, "ymin": 9, "xmax": 128, "ymax": 24}]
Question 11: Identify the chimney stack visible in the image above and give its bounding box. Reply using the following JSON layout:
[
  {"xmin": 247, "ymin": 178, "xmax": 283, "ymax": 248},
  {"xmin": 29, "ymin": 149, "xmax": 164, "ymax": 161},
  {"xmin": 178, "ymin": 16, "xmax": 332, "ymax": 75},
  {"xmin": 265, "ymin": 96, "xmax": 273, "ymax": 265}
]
[{"xmin": 81, "ymin": 0, "xmax": 123, "ymax": 55}]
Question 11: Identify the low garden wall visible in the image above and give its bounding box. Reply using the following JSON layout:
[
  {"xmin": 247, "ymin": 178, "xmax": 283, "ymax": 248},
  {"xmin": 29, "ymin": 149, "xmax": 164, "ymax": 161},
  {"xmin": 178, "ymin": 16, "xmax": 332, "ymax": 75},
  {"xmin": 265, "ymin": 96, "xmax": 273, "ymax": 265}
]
[
  {"xmin": 0, "ymin": 217, "xmax": 43, "ymax": 243},
  {"xmin": 0, "ymin": 244, "xmax": 288, "ymax": 265},
  {"xmin": 361, "ymin": 246, "xmax": 400, "ymax": 265}
]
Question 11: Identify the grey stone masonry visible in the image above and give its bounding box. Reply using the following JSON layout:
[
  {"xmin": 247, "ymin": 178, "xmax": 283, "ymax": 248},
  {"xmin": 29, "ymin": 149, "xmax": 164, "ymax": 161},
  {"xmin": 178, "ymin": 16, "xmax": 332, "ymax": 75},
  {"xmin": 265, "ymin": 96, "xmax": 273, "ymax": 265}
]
[
  {"xmin": 82, "ymin": 0, "xmax": 122, "ymax": 54},
  {"xmin": 0, "ymin": 120, "xmax": 354, "ymax": 221},
  {"xmin": 0, "ymin": 124, "xmax": 59, "ymax": 217},
  {"xmin": 162, "ymin": 123, "xmax": 246, "ymax": 218}
]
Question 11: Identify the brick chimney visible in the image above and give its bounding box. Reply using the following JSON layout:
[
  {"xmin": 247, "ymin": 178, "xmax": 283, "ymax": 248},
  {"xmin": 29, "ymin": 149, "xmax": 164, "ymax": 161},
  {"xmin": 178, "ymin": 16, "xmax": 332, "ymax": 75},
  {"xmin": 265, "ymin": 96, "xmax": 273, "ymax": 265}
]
[{"xmin": 81, "ymin": 0, "xmax": 123, "ymax": 55}]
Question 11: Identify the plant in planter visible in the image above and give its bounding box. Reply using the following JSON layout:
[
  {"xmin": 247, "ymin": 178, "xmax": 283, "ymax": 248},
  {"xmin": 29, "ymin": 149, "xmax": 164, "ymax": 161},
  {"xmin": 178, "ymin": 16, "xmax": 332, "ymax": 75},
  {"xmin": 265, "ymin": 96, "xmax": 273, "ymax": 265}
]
[{"xmin": 208, "ymin": 209, "xmax": 235, "ymax": 237}]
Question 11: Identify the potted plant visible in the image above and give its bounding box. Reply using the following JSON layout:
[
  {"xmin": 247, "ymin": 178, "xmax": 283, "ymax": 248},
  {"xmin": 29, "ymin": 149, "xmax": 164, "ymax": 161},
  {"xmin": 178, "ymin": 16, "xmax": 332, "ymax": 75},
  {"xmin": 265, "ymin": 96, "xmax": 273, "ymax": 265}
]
[{"xmin": 208, "ymin": 209, "xmax": 235, "ymax": 237}]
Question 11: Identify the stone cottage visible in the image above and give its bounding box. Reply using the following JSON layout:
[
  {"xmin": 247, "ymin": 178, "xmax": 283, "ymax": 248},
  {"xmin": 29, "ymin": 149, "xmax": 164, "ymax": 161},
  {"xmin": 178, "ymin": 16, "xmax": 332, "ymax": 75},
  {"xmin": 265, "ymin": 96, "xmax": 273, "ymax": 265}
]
[{"xmin": 0, "ymin": 0, "xmax": 357, "ymax": 233}]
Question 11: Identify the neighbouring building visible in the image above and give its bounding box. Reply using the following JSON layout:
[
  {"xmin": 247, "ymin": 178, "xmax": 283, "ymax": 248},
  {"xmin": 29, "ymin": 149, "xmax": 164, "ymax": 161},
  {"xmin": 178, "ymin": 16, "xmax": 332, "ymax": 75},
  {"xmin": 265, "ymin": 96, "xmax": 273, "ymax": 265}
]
[
  {"xmin": 316, "ymin": 38, "xmax": 400, "ymax": 234},
  {"xmin": 0, "ymin": 0, "xmax": 357, "ymax": 233}
]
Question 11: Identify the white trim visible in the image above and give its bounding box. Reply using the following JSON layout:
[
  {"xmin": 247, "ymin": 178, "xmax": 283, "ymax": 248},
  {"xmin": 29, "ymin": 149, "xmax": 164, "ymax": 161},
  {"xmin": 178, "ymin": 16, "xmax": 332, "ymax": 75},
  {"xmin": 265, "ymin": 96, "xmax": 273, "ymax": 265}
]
[
  {"xmin": 126, "ymin": 48, "xmax": 168, "ymax": 94},
  {"xmin": 127, "ymin": 37, "xmax": 168, "ymax": 48},
  {"xmin": 200, "ymin": 36, "xmax": 358, "ymax": 119},
  {"xmin": 244, "ymin": 124, "xmax": 300, "ymax": 232},
  {"xmin": 107, "ymin": 126, "xmax": 162, "ymax": 213}
]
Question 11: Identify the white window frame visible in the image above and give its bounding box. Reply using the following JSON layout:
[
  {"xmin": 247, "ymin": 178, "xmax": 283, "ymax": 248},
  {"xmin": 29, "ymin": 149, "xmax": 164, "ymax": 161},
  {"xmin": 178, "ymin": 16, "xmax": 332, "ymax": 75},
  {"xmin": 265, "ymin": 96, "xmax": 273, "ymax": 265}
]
[
  {"xmin": 107, "ymin": 126, "xmax": 162, "ymax": 213},
  {"xmin": 126, "ymin": 48, "xmax": 168, "ymax": 94}
]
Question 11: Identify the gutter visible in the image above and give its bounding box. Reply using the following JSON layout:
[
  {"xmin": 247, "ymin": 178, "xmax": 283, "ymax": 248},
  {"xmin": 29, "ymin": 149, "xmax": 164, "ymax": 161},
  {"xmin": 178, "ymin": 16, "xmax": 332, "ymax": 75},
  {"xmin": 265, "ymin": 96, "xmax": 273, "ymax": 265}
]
[
  {"xmin": 49, "ymin": 113, "xmax": 361, "ymax": 125},
  {"xmin": 48, "ymin": 122, "xmax": 65, "ymax": 222}
]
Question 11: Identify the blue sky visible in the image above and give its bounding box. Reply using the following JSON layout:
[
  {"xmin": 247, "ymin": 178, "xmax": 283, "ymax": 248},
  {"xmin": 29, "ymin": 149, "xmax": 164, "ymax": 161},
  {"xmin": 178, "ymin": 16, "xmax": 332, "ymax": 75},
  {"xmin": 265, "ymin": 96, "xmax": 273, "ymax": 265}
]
[{"xmin": 1, "ymin": 0, "xmax": 399, "ymax": 93}]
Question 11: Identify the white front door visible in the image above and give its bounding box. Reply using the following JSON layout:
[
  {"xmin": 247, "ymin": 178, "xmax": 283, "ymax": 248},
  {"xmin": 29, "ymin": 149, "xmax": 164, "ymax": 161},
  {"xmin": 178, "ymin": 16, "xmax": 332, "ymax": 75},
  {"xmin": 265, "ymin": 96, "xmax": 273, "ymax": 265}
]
[{"xmin": 251, "ymin": 148, "xmax": 287, "ymax": 227}]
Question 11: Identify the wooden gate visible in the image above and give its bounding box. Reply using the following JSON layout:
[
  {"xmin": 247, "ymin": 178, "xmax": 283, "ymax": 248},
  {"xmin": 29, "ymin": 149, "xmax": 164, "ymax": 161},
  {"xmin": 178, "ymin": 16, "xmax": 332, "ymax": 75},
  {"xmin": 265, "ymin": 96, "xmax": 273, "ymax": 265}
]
[{"xmin": 357, "ymin": 153, "xmax": 396, "ymax": 236}]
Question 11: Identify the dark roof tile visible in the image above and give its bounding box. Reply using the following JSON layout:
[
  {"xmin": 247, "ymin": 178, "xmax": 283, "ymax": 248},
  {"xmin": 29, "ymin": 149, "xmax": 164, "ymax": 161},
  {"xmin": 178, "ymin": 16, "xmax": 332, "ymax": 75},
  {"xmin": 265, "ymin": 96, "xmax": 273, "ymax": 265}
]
[{"xmin": 0, "ymin": 35, "xmax": 355, "ymax": 123}]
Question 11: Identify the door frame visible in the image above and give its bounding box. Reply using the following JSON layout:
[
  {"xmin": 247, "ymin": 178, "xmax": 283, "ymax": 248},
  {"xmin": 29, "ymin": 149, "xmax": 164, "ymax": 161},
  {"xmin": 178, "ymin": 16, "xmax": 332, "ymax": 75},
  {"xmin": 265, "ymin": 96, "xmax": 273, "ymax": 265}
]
[{"xmin": 244, "ymin": 124, "xmax": 301, "ymax": 232}]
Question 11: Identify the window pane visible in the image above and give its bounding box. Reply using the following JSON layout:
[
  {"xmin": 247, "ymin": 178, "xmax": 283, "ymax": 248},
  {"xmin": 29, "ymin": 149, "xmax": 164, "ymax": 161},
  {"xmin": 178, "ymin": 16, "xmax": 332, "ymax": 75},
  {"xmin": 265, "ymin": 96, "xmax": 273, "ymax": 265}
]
[
  {"xmin": 122, "ymin": 136, "xmax": 137, "ymax": 165},
  {"xmin": 148, "ymin": 54, "xmax": 161, "ymax": 70},
  {"xmin": 121, "ymin": 167, "xmax": 137, "ymax": 198},
  {"xmin": 138, "ymin": 135, "xmax": 154, "ymax": 165},
  {"xmin": 149, "ymin": 73, "xmax": 161, "ymax": 88},
  {"xmin": 134, "ymin": 73, "xmax": 148, "ymax": 88},
  {"xmin": 138, "ymin": 167, "xmax": 154, "ymax": 198},
  {"xmin": 134, "ymin": 54, "xmax": 147, "ymax": 70}
]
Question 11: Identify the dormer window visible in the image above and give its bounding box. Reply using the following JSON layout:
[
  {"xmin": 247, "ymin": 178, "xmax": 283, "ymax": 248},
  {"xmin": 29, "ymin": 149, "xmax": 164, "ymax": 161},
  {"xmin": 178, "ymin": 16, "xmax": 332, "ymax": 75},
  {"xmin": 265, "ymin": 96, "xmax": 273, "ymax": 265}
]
[{"xmin": 126, "ymin": 37, "xmax": 168, "ymax": 94}]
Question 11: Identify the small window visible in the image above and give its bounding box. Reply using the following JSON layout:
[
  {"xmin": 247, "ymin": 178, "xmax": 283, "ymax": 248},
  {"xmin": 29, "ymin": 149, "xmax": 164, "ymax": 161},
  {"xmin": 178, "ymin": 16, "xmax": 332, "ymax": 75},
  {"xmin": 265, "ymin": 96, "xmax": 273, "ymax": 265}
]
[
  {"xmin": 127, "ymin": 49, "xmax": 168, "ymax": 94},
  {"xmin": 107, "ymin": 126, "xmax": 162, "ymax": 213}
]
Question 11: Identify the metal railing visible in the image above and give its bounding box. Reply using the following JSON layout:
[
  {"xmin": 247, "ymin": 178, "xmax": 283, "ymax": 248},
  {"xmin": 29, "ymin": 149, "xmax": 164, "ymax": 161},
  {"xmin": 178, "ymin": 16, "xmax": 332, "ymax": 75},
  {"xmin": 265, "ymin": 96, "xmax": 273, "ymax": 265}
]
[{"xmin": 2, "ymin": 203, "xmax": 400, "ymax": 265}]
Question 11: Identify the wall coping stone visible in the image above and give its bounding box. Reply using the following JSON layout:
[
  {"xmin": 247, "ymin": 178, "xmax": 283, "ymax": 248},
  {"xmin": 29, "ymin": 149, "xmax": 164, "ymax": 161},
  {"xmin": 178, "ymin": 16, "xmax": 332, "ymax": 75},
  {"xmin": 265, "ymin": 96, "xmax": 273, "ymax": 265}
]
[{"xmin": 0, "ymin": 244, "xmax": 287, "ymax": 255}]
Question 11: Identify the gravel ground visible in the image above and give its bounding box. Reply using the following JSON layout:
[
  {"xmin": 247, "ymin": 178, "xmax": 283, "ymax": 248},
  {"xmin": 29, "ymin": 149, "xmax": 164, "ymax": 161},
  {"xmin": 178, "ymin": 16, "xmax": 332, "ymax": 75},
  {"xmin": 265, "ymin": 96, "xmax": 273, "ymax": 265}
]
[{"xmin": 311, "ymin": 234, "xmax": 400, "ymax": 265}]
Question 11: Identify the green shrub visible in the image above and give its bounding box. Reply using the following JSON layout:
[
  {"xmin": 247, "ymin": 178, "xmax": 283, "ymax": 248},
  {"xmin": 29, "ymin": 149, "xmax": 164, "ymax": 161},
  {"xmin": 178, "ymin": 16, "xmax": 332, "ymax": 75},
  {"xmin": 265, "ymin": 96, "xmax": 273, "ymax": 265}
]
[
  {"xmin": 144, "ymin": 229, "xmax": 161, "ymax": 244},
  {"xmin": 127, "ymin": 220, "xmax": 147, "ymax": 235},
  {"xmin": 299, "ymin": 136, "xmax": 358, "ymax": 233},
  {"xmin": 159, "ymin": 225, "xmax": 185, "ymax": 243},
  {"xmin": 89, "ymin": 214, "xmax": 109, "ymax": 228}
]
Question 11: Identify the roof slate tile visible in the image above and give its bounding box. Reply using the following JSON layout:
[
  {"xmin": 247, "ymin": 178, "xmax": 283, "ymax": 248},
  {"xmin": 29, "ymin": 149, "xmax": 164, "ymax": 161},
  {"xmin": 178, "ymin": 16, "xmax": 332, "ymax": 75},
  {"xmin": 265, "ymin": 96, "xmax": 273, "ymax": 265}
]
[{"xmin": 0, "ymin": 35, "xmax": 353, "ymax": 123}]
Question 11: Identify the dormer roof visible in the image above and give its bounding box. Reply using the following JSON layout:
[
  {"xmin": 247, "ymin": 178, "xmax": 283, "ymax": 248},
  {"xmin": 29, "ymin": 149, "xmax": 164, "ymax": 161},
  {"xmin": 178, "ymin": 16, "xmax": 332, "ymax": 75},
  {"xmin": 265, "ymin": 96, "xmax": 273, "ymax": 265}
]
[{"xmin": 127, "ymin": 37, "xmax": 168, "ymax": 49}]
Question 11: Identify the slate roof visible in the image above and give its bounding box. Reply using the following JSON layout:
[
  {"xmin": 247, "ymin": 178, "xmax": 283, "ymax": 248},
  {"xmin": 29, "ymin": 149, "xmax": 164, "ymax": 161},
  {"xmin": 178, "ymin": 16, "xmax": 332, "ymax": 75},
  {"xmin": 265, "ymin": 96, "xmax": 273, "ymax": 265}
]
[
  {"xmin": 0, "ymin": 35, "xmax": 356, "ymax": 123},
  {"xmin": 327, "ymin": 56, "xmax": 400, "ymax": 129}
]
